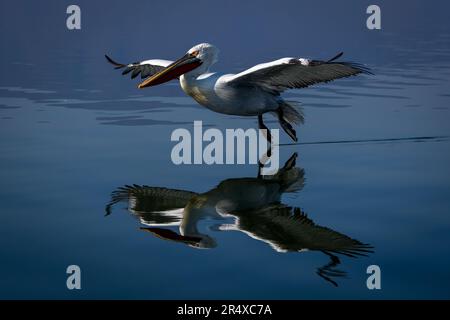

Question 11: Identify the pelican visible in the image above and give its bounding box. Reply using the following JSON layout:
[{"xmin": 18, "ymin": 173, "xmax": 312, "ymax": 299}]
[
  {"xmin": 106, "ymin": 154, "xmax": 373, "ymax": 286},
  {"xmin": 105, "ymin": 43, "xmax": 371, "ymax": 142}
]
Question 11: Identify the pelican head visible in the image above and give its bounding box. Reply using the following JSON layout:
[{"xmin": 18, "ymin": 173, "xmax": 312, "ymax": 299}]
[
  {"xmin": 138, "ymin": 43, "xmax": 219, "ymax": 88},
  {"xmin": 187, "ymin": 234, "xmax": 217, "ymax": 249},
  {"xmin": 187, "ymin": 43, "xmax": 219, "ymax": 68}
]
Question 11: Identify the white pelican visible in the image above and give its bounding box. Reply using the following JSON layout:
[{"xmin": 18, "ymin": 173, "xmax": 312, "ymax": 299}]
[
  {"xmin": 105, "ymin": 43, "xmax": 371, "ymax": 142},
  {"xmin": 106, "ymin": 153, "xmax": 372, "ymax": 285}
]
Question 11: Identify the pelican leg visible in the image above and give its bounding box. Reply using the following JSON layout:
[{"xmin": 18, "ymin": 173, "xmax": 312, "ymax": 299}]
[
  {"xmin": 258, "ymin": 114, "xmax": 272, "ymax": 144},
  {"xmin": 257, "ymin": 161, "xmax": 263, "ymax": 178},
  {"xmin": 316, "ymin": 251, "xmax": 346, "ymax": 287},
  {"xmin": 277, "ymin": 108, "xmax": 298, "ymax": 142},
  {"xmin": 257, "ymin": 145, "xmax": 273, "ymax": 177},
  {"xmin": 258, "ymin": 114, "xmax": 272, "ymax": 157},
  {"xmin": 257, "ymin": 143, "xmax": 273, "ymax": 177},
  {"xmin": 281, "ymin": 152, "xmax": 298, "ymax": 171}
]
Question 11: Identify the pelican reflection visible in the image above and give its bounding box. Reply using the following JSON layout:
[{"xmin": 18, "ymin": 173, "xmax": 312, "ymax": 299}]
[{"xmin": 106, "ymin": 153, "xmax": 373, "ymax": 286}]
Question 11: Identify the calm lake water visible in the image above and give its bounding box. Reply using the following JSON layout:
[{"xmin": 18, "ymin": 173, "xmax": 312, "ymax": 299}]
[{"xmin": 1, "ymin": 0, "xmax": 450, "ymax": 299}]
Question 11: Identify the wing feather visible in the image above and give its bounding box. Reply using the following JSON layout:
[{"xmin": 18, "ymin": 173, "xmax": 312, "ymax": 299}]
[
  {"xmin": 105, "ymin": 184, "xmax": 198, "ymax": 217},
  {"xmin": 105, "ymin": 55, "xmax": 173, "ymax": 80},
  {"xmin": 226, "ymin": 53, "xmax": 372, "ymax": 94},
  {"xmin": 237, "ymin": 205, "xmax": 373, "ymax": 255}
]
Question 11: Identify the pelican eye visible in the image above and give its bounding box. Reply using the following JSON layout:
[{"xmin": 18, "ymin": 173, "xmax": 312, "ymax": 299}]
[{"xmin": 190, "ymin": 50, "xmax": 199, "ymax": 57}]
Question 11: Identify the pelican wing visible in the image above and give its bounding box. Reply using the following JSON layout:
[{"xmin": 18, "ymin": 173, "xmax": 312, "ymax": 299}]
[
  {"xmin": 236, "ymin": 205, "xmax": 373, "ymax": 256},
  {"xmin": 105, "ymin": 55, "xmax": 173, "ymax": 79},
  {"xmin": 105, "ymin": 184, "xmax": 198, "ymax": 225},
  {"xmin": 226, "ymin": 52, "xmax": 372, "ymax": 94}
]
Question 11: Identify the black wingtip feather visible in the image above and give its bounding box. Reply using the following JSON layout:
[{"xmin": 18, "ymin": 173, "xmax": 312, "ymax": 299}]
[
  {"xmin": 325, "ymin": 52, "xmax": 374, "ymax": 75},
  {"xmin": 327, "ymin": 52, "xmax": 344, "ymax": 63},
  {"xmin": 121, "ymin": 67, "xmax": 134, "ymax": 75},
  {"xmin": 105, "ymin": 54, "xmax": 125, "ymax": 69},
  {"xmin": 343, "ymin": 61, "xmax": 374, "ymax": 75}
]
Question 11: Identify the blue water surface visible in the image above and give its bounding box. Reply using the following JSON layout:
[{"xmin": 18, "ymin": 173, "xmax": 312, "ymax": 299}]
[{"xmin": 1, "ymin": 0, "xmax": 450, "ymax": 299}]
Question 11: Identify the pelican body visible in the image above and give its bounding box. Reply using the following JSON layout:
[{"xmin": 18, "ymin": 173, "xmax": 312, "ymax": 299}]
[{"xmin": 106, "ymin": 43, "xmax": 371, "ymax": 142}]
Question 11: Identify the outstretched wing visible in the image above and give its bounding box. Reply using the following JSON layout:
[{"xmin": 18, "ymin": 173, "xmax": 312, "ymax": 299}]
[
  {"xmin": 236, "ymin": 205, "xmax": 373, "ymax": 257},
  {"xmin": 225, "ymin": 52, "xmax": 372, "ymax": 94},
  {"xmin": 105, "ymin": 54, "xmax": 173, "ymax": 80},
  {"xmin": 105, "ymin": 184, "xmax": 198, "ymax": 226}
]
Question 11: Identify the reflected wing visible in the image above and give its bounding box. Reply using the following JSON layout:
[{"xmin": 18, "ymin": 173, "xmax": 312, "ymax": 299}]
[
  {"xmin": 226, "ymin": 52, "xmax": 372, "ymax": 94},
  {"xmin": 235, "ymin": 205, "xmax": 373, "ymax": 256},
  {"xmin": 105, "ymin": 55, "xmax": 173, "ymax": 79},
  {"xmin": 105, "ymin": 184, "xmax": 198, "ymax": 226}
]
